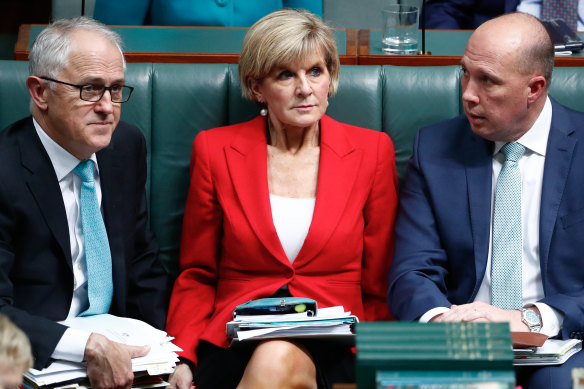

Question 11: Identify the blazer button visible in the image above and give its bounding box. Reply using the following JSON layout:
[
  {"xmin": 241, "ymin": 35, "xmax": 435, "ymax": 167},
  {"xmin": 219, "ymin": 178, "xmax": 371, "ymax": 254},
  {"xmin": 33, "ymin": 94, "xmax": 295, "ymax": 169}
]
[{"xmin": 215, "ymin": 0, "xmax": 230, "ymax": 6}]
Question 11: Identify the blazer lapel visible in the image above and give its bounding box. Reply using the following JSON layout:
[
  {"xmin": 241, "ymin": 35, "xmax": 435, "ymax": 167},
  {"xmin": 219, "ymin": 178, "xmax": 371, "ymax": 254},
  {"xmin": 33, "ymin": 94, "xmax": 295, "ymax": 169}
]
[
  {"xmin": 539, "ymin": 101, "xmax": 577, "ymax": 282},
  {"xmin": 19, "ymin": 119, "xmax": 72, "ymax": 269},
  {"xmin": 464, "ymin": 129, "xmax": 493, "ymax": 292},
  {"xmin": 225, "ymin": 116, "xmax": 287, "ymax": 263},
  {"xmin": 294, "ymin": 115, "xmax": 360, "ymax": 266}
]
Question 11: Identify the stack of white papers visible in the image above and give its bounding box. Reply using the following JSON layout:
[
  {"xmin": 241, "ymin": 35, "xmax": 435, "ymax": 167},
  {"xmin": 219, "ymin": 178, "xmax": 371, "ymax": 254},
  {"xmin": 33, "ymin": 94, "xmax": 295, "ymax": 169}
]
[
  {"xmin": 24, "ymin": 314, "xmax": 181, "ymax": 388},
  {"xmin": 226, "ymin": 306, "xmax": 358, "ymax": 344},
  {"xmin": 514, "ymin": 338, "xmax": 582, "ymax": 366}
]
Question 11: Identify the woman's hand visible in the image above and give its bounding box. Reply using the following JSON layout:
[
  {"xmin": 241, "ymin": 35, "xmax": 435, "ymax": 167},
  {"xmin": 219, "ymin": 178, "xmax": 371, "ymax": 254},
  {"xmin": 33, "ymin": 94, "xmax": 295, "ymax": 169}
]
[{"xmin": 167, "ymin": 362, "xmax": 194, "ymax": 389}]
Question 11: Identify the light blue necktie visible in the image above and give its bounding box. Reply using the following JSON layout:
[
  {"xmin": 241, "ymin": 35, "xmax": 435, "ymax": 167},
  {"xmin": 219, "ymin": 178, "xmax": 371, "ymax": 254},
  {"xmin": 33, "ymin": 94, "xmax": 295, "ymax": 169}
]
[
  {"xmin": 491, "ymin": 142, "xmax": 526, "ymax": 310},
  {"xmin": 73, "ymin": 160, "xmax": 113, "ymax": 316}
]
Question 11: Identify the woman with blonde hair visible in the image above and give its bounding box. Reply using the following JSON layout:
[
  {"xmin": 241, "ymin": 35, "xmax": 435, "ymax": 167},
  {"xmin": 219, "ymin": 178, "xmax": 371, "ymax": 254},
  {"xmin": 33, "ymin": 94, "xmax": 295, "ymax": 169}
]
[{"xmin": 167, "ymin": 9, "xmax": 398, "ymax": 389}]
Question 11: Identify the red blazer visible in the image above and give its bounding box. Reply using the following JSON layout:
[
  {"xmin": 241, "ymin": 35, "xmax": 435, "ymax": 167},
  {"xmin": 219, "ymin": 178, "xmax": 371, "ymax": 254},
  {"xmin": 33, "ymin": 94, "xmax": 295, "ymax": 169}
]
[{"xmin": 166, "ymin": 115, "xmax": 398, "ymax": 364}]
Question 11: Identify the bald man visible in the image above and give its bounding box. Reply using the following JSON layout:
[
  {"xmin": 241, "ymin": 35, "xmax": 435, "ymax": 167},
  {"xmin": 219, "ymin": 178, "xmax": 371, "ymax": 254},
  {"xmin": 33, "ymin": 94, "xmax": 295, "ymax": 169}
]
[{"xmin": 388, "ymin": 12, "xmax": 584, "ymax": 388}]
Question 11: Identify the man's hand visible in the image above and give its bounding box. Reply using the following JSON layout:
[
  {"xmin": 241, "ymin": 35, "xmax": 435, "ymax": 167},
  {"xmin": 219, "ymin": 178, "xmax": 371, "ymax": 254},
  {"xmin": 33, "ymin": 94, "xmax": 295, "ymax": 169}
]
[
  {"xmin": 431, "ymin": 301, "xmax": 528, "ymax": 332},
  {"xmin": 167, "ymin": 362, "xmax": 194, "ymax": 389},
  {"xmin": 84, "ymin": 333, "xmax": 150, "ymax": 389}
]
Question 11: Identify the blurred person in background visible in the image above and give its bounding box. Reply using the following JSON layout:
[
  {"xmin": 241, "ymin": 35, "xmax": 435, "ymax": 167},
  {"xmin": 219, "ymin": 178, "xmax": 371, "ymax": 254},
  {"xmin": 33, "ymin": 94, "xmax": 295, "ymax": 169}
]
[
  {"xmin": 425, "ymin": 0, "xmax": 583, "ymax": 31},
  {"xmin": 93, "ymin": 0, "xmax": 322, "ymax": 26}
]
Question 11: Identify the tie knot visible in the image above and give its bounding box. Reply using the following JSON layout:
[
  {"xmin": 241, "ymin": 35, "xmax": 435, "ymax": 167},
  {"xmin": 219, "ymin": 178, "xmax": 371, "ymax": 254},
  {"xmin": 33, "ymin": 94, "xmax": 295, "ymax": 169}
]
[
  {"xmin": 501, "ymin": 142, "xmax": 526, "ymax": 162},
  {"xmin": 73, "ymin": 160, "xmax": 95, "ymax": 183}
]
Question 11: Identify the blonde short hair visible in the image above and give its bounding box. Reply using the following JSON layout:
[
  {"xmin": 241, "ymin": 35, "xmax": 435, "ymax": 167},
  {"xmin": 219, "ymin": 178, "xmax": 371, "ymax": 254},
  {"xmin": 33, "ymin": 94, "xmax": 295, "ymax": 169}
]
[
  {"xmin": 0, "ymin": 315, "xmax": 33, "ymax": 373},
  {"xmin": 239, "ymin": 8, "xmax": 340, "ymax": 101}
]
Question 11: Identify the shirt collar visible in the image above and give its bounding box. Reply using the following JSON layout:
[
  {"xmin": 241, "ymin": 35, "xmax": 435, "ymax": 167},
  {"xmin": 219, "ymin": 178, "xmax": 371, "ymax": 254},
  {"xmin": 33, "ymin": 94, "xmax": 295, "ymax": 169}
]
[
  {"xmin": 493, "ymin": 96, "xmax": 552, "ymax": 157},
  {"xmin": 33, "ymin": 117, "xmax": 98, "ymax": 181}
]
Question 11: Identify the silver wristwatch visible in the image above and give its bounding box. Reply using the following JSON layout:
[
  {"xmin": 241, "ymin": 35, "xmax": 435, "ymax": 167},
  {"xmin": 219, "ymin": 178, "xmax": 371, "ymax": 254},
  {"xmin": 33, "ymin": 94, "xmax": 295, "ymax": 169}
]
[{"xmin": 521, "ymin": 308, "xmax": 542, "ymax": 333}]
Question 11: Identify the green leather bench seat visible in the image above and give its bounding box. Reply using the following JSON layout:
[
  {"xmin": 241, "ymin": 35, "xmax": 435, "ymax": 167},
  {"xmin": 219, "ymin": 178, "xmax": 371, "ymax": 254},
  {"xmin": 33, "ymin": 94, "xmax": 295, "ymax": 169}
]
[{"xmin": 1, "ymin": 60, "xmax": 583, "ymax": 277}]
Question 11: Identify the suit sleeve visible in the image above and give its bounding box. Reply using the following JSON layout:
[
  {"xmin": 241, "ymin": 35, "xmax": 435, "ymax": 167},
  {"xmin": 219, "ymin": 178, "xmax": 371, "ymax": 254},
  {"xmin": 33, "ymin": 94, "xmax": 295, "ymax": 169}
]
[
  {"xmin": 361, "ymin": 133, "xmax": 398, "ymax": 321},
  {"xmin": 387, "ymin": 130, "xmax": 453, "ymax": 321},
  {"xmin": 425, "ymin": 0, "xmax": 475, "ymax": 29},
  {"xmin": 0, "ymin": 181, "xmax": 67, "ymax": 369},
  {"xmin": 166, "ymin": 131, "xmax": 222, "ymax": 366}
]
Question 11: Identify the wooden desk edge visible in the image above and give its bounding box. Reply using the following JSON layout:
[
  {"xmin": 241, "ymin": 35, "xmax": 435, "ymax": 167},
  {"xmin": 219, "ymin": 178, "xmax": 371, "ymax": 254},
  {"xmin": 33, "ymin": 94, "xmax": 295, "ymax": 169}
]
[
  {"xmin": 345, "ymin": 28, "xmax": 358, "ymax": 57},
  {"xmin": 358, "ymin": 53, "xmax": 584, "ymax": 67},
  {"xmin": 358, "ymin": 29, "xmax": 371, "ymax": 57},
  {"xmin": 16, "ymin": 25, "xmax": 580, "ymax": 66},
  {"xmin": 359, "ymin": 54, "xmax": 461, "ymax": 66},
  {"xmin": 14, "ymin": 24, "xmax": 31, "ymax": 60},
  {"xmin": 14, "ymin": 24, "xmax": 358, "ymax": 64},
  {"xmin": 357, "ymin": 28, "xmax": 584, "ymax": 66}
]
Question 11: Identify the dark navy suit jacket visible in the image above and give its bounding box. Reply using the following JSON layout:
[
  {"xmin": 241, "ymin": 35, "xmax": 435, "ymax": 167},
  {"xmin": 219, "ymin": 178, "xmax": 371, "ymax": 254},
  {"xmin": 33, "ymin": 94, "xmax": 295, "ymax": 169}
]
[
  {"xmin": 425, "ymin": 0, "xmax": 520, "ymax": 29},
  {"xmin": 388, "ymin": 98, "xmax": 584, "ymax": 342},
  {"xmin": 0, "ymin": 117, "xmax": 170, "ymax": 369}
]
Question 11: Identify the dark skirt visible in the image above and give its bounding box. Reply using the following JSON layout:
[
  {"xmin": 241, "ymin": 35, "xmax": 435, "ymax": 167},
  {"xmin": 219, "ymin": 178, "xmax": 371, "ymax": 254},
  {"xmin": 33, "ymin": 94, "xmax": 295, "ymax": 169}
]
[{"xmin": 194, "ymin": 339, "xmax": 355, "ymax": 389}]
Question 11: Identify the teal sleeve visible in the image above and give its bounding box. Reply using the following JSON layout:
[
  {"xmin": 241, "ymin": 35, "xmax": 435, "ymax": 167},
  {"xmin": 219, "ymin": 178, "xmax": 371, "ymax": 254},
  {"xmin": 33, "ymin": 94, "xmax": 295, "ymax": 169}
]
[{"xmin": 93, "ymin": 0, "xmax": 152, "ymax": 25}]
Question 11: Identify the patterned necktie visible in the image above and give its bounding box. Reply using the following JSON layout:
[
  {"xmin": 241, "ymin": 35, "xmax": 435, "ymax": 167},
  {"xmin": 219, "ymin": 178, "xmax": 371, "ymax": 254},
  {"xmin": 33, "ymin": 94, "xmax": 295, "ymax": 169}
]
[
  {"xmin": 542, "ymin": 0, "xmax": 579, "ymax": 31},
  {"xmin": 73, "ymin": 160, "xmax": 113, "ymax": 316},
  {"xmin": 491, "ymin": 142, "xmax": 526, "ymax": 310}
]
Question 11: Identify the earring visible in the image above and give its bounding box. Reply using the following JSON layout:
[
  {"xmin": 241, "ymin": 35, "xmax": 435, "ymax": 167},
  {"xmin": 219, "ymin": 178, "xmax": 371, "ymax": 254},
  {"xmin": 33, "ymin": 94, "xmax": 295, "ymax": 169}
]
[{"xmin": 259, "ymin": 101, "xmax": 268, "ymax": 116}]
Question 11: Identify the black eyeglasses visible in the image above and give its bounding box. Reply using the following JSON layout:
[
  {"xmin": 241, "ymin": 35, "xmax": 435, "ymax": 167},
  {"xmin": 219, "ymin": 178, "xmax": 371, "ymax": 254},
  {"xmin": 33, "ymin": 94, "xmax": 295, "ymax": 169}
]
[{"xmin": 40, "ymin": 76, "xmax": 134, "ymax": 103}]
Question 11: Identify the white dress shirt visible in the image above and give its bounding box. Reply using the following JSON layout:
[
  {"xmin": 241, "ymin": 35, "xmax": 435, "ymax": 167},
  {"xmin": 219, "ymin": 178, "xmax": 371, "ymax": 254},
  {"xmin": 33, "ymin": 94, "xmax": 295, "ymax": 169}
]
[
  {"xmin": 517, "ymin": 0, "xmax": 584, "ymax": 31},
  {"xmin": 33, "ymin": 118, "xmax": 99, "ymax": 362},
  {"xmin": 420, "ymin": 98, "xmax": 563, "ymax": 337},
  {"xmin": 270, "ymin": 194, "xmax": 316, "ymax": 263}
]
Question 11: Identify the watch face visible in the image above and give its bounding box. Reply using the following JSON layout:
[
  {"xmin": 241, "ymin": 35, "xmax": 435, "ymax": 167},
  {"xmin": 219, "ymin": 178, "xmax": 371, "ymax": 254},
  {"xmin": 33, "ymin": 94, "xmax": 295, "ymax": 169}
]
[{"xmin": 525, "ymin": 309, "xmax": 540, "ymax": 325}]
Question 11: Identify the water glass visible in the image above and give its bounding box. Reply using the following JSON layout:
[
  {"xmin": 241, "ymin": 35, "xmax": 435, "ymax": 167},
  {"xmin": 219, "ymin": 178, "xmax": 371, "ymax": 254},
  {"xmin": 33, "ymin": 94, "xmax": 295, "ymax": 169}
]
[{"xmin": 382, "ymin": 4, "xmax": 419, "ymax": 55}]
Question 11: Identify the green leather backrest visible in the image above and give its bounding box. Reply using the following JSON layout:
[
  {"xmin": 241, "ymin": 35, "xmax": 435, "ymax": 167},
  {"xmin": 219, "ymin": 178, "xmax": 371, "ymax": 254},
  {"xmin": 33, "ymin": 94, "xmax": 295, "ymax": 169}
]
[
  {"xmin": 122, "ymin": 63, "xmax": 154, "ymax": 196},
  {"xmin": 2, "ymin": 60, "xmax": 584, "ymax": 276},
  {"xmin": 549, "ymin": 67, "xmax": 584, "ymax": 112},
  {"xmin": 150, "ymin": 63, "xmax": 232, "ymax": 275},
  {"xmin": 0, "ymin": 61, "xmax": 30, "ymax": 129},
  {"xmin": 383, "ymin": 65, "xmax": 462, "ymax": 181}
]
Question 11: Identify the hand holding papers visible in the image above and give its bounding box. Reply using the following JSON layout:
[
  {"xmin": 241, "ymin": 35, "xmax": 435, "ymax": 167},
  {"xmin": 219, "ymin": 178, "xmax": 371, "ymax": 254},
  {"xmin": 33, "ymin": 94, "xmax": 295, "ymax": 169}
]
[
  {"xmin": 24, "ymin": 314, "xmax": 181, "ymax": 388},
  {"xmin": 227, "ymin": 303, "xmax": 358, "ymax": 345}
]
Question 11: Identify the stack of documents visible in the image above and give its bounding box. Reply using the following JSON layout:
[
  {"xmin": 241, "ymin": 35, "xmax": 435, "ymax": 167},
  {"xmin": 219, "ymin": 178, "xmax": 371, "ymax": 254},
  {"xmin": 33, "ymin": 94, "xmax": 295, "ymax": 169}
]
[
  {"xmin": 514, "ymin": 338, "xmax": 582, "ymax": 366},
  {"xmin": 226, "ymin": 306, "xmax": 358, "ymax": 344},
  {"xmin": 24, "ymin": 314, "xmax": 181, "ymax": 389}
]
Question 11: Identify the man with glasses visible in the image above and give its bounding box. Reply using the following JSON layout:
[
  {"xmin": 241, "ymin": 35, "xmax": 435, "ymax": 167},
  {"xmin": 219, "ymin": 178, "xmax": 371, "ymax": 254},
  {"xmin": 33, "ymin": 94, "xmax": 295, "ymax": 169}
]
[{"xmin": 0, "ymin": 17, "xmax": 169, "ymax": 389}]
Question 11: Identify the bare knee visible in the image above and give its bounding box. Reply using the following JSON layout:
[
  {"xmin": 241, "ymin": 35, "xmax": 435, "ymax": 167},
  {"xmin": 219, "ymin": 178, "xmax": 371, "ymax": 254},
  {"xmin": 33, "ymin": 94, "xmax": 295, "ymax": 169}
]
[{"xmin": 237, "ymin": 340, "xmax": 317, "ymax": 389}]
